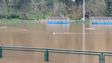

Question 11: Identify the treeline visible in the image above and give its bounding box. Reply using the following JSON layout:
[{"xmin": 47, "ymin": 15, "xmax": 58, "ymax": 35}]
[{"xmin": 0, "ymin": 0, "xmax": 112, "ymax": 20}]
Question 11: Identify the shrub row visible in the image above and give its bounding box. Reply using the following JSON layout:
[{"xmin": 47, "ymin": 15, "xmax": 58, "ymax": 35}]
[{"xmin": 0, "ymin": 14, "xmax": 20, "ymax": 19}]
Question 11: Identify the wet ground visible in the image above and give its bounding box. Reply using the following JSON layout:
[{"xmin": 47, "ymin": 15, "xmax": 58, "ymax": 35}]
[{"xmin": 0, "ymin": 23, "xmax": 112, "ymax": 63}]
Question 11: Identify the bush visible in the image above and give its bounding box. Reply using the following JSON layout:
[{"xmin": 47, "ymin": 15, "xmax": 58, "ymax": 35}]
[
  {"xmin": 0, "ymin": 14, "xmax": 6, "ymax": 18},
  {"xmin": 7, "ymin": 14, "xmax": 20, "ymax": 19}
]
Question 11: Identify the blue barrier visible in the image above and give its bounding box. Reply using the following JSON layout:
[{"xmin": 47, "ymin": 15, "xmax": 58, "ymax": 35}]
[
  {"xmin": 97, "ymin": 22, "xmax": 101, "ymax": 24},
  {"xmin": 47, "ymin": 21, "xmax": 70, "ymax": 24},
  {"xmin": 47, "ymin": 22, "xmax": 51, "ymax": 24},
  {"xmin": 91, "ymin": 22, "xmax": 112, "ymax": 25},
  {"xmin": 50, "ymin": 22, "xmax": 54, "ymax": 24},
  {"xmin": 91, "ymin": 22, "xmax": 96, "ymax": 24},
  {"xmin": 57, "ymin": 22, "xmax": 62, "ymax": 24},
  {"xmin": 65, "ymin": 22, "xmax": 70, "ymax": 24}
]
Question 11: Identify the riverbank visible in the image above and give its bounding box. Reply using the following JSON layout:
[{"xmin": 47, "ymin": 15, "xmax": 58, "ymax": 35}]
[{"xmin": 0, "ymin": 19, "xmax": 90, "ymax": 24}]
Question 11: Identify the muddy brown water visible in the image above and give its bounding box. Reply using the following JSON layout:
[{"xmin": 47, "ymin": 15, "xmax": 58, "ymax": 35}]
[{"xmin": 0, "ymin": 23, "xmax": 112, "ymax": 63}]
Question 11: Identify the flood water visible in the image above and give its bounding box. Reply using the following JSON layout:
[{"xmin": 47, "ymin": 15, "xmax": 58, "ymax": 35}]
[{"xmin": 0, "ymin": 23, "xmax": 112, "ymax": 63}]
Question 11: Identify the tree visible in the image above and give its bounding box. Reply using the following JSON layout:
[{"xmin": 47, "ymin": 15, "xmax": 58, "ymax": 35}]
[
  {"xmin": 86, "ymin": 0, "xmax": 106, "ymax": 16},
  {"xmin": 30, "ymin": 0, "xmax": 48, "ymax": 21},
  {"xmin": 47, "ymin": 0, "xmax": 66, "ymax": 16},
  {"xmin": 105, "ymin": 0, "xmax": 112, "ymax": 16},
  {"xmin": 1, "ymin": 0, "xmax": 9, "ymax": 19}
]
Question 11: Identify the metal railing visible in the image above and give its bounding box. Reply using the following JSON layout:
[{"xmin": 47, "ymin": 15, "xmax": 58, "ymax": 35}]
[{"xmin": 0, "ymin": 46, "xmax": 112, "ymax": 63}]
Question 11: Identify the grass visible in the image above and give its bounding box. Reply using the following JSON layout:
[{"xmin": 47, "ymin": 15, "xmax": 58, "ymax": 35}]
[
  {"xmin": 28, "ymin": 14, "xmax": 51, "ymax": 20},
  {"xmin": 0, "ymin": 18, "xmax": 37, "ymax": 23},
  {"xmin": 0, "ymin": 18, "xmax": 90, "ymax": 24},
  {"xmin": 70, "ymin": 21, "xmax": 90, "ymax": 24},
  {"xmin": 0, "ymin": 13, "xmax": 91, "ymax": 24}
]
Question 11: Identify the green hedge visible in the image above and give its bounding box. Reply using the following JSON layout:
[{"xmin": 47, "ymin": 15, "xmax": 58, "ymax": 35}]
[
  {"xmin": 0, "ymin": 14, "xmax": 20, "ymax": 19},
  {"xmin": 7, "ymin": 14, "xmax": 20, "ymax": 19},
  {"xmin": 0, "ymin": 14, "xmax": 6, "ymax": 18}
]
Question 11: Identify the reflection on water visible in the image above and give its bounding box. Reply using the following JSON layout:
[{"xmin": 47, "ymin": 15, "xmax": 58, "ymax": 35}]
[
  {"xmin": 83, "ymin": 24, "xmax": 85, "ymax": 50},
  {"xmin": 0, "ymin": 23, "xmax": 112, "ymax": 63},
  {"xmin": 82, "ymin": 24, "xmax": 85, "ymax": 63},
  {"xmin": 46, "ymin": 24, "xmax": 70, "ymax": 32}
]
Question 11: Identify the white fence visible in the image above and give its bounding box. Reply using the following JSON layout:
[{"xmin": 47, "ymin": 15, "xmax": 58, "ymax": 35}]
[
  {"xmin": 90, "ymin": 17, "xmax": 112, "ymax": 22},
  {"xmin": 47, "ymin": 17, "xmax": 69, "ymax": 22}
]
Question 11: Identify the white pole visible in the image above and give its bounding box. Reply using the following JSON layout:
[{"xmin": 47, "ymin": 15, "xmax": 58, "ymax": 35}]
[
  {"xmin": 0, "ymin": 7, "xmax": 2, "ymax": 22},
  {"xmin": 83, "ymin": 2, "xmax": 85, "ymax": 49},
  {"xmin": 83, "ymin": 0, "xmax": 85, "ymax": 24},
  {"xmin": 83, "ymin": 0, "xmax": 86, "ymax": 63}
]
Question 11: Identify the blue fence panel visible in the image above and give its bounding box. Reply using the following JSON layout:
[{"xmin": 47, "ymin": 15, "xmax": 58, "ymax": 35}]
[
  {"xmin": 91, "ymin": 22, "xmax": 112, "ymax": 25},
  {"xmin": 47, "ymin": 21, "xmax": 70, "ymax": 24}
]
